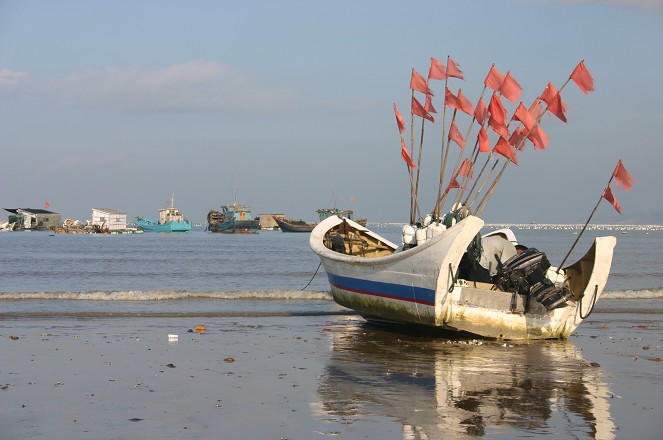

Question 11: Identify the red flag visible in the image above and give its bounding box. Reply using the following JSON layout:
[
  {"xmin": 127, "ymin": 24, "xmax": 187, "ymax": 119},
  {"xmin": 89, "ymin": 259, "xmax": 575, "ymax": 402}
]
[
  {"xmin": 493, "ymin": 137, "xmax": 518, "ymax": 165},
  {"xmin": 508, "ymin": 127, "xmax": 527, "ymax": 150},
  {"xmin": 474, "ymin": 97, "xmax": 488, "ymax": 124},
  {"xmin": 446, "ymin": 56, "xmax": 464, "ymax": 79},
  {"xmin": 488, "ymin": 92, "xmax": 507, "ymax": 125},
  {"xmin": 424, "ymin": 94, "xmax": 437, "ymax": 114},
  {"xmin": 447, "ymin": 176, "xmax": 461, "ymax": 189},
  {"xmin": 529, "ymin": 99, "xmax": 542, "ymax": 121},
  {"xmin": 458, "ymin": 158, "xmax": 474, "ymax": 178},
  {"xmin": 456, "ymin": 89, "xmax": 474, "ymax": 115},
  {"xmin": 410, "ymin": 68, "xmax": 433, "ymax": 95},
  {"xmin": 448, "ymin": 121, "xmax": 465, "ymax": 148},
  {"xmin": 570, "ymin": 60, "xmax": 594, "ymax": 94},
  {"xmin": 613, "ymin": 160, "xmax": 633, "ymax": 190},
  {"xmin": 540, "ymin": 83, "xmax": 567, "ymax": 122},
  {"xmin": 512, "ymin": 102, "xmax": 536, "ymax": 131},
  {"xmin": 44, "ymin": 200, "xmax": 50, "ymax": 209},
  {"xmin": 478, "ymin": 126, "xmax": 490, "ymax": 153},
  {"xmin": 444, "ymin": 87, "xmax": 460, "ymax": 110},
  {"xmin": 428, "ymin": 57, "xmax": 447, "ymax": 80},
  {"xmin": 488, "ymin": 115, "xmax": 509, "ymax": 138},
  {"xmin": 498, "ymin": 71, "xmax": 522, "ymax": 103},
  {"xmin": 393, "ymin": 103, "xmax": 405, "ymax": 134},
  {"xmin": 527, "ymin": 125, "xmax": 549, "ymax": 150},
  {"xmin": 484, "ymin": 64, "xmax": 504, "ymax": 91},
  {"xmin": 602, "ymin": 184, "xmax": 622, "ymax": 214},
  {"xmin": 401, "ymin": 138, "xmax": 415, "ymax": 169},
  {"xmin": 411, "ymin": 96, "xmax": 434, "ymax": 122}
]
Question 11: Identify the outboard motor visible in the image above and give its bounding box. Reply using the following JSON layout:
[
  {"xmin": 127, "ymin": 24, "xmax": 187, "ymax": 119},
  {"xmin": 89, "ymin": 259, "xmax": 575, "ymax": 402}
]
[{"xmin": 494, "ymin": 248, "xmax": 574, "ymax": 310}]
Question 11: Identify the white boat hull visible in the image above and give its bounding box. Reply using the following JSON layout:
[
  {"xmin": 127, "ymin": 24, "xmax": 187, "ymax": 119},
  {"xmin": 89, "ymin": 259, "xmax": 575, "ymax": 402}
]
[{"xmin": 310, "ymin": 215, "xmax": 616, "ymax": 340}]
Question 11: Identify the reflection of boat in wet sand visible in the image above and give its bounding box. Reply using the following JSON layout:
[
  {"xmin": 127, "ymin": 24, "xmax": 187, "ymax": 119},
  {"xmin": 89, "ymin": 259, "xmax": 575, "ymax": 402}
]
[
  {"xmin": 315, "ymin": 324, "xmax": 616, "ymax": 438},
  {"xmin": 310, "ymin": 58, "xmax": 619, "ymax": 340}
]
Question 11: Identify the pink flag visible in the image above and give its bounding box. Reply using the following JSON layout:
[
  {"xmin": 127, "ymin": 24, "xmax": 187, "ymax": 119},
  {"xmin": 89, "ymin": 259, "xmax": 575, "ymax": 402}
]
[
  {"xmin": 527, "ymin": 125, "xmax": 549, "ymax": 150},
  {"xmin": 410, "ymin": 68, "xmax": 433, "ymax": 95},
  {"xmin": 446, "ymin": 56, "xmax": 464, "ymax": 79},
  {"xmin": 447, "ymin": 176, "xmax": 461, "ymax": 189},
  {"xmin": 401, "ymin": 138, "xmax": 415, "ymax": 169},
  {"xmin": 424, "ymin": 94, "xmax": 437, "ymax": 114},
  {"xmin": 44, "ymin": 200, "xmax": 50, "ymax": 209},
  {"xmin": 444, "ymin": 87, "xmax": 459, "ymax": 110},
  {"xmin": 448, "ymin": 121, "xmax": 465, "ymax": 148},
  {"xmin": 547, "ymin": 92, "xmax": 567, "ymax": 123},
  {"xmin": 498, "ymin": 71, "xmax": 522, "ymax": 103},
  {"xmin": 493, "ymin": 137, "xmax": 518, "ymax": 165},
  {"xmin": 508, "ymin": 127, "xmax": 527, "ymax": 150},
  {"xmin": 474, "ymin": 97, "xmax": 488, "ymax": 124},
  {"xmin": 428, "ymin": 57, "xmax": 447, "ymax": 80},
  {"xmin": 613, "ymin": 160, "xmax": 633, "ymax": 190},
  {"xmin": 570, "ymin": 60, "xmax": 594, "ymax": 94},
  {"xmin": 456, "ymin": 89, "xmax": 474, "ymax": 115},
  {"xmin": 488, "ymin": 92, "xmax": 507, "ymax": 125},
  {"xmin": 458, "ymin": 158, "xmax": 474, "ymax": 178},
  {"xmin": 488, "ymin": 115, "xmax": 509, "ymax": 138},
  {"xmin": 478, "ymin": 126, "xmax": 490, "ymax": 153},
  {"xmin": 484, "ymin": 64, "xmax": 504, "ymax": 91},
  {"xmin": 393, "ymin": 103, "xmax": 405, "ymax": 134},
  {"xmin": 412, "ymin": 96, "xmax": 434, "ymax": 122},
  {"xmin": 529, "ymin": 99, "xmax": 542, "ymax": 121},
  {"xmin": 602, "ymin": 184, "xmax": 622, "ymax": 214},
  {"xmin": 512, "ymin": 102, "xmax": 536, "ymax": 131}
]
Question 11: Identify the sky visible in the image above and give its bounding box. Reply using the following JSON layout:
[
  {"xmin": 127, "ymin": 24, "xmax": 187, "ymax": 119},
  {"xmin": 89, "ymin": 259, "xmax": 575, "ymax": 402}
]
[{"xmin": 1, "ymin": 0, "xmax": 662, "ymax": 225}]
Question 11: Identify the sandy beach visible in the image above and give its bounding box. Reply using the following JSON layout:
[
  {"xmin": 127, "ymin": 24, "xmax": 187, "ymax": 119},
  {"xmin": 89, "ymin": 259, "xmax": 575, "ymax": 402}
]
[{"xmin": 1, "ymin": 310, "xmax": 661, "ymax": 439}]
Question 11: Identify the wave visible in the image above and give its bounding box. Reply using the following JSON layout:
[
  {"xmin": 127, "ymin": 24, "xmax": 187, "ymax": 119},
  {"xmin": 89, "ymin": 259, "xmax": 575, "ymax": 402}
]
[
  {"xmin": 0, "ymin": 290, "xmax": 333, "ymax": 301},
  {"xmin": 603, "ymin": 287, "xmax": 663, "ymax": 300},
  {"xmin": 1, "ymin": 288, "xmax": 662, "ymax": 301}
]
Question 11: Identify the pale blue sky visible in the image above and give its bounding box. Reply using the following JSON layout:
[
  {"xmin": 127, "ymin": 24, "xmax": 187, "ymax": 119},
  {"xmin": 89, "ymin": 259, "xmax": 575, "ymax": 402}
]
[{"xmin": 1, "ymin": 0, "xmax": 661, "ymax": 224}]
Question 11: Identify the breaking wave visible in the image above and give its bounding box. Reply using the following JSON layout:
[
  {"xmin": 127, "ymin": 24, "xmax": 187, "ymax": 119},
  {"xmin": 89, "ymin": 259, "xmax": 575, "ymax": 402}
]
[{"xmin": 1, "ymin": 289, "xmax": 662, "ymax": 301}]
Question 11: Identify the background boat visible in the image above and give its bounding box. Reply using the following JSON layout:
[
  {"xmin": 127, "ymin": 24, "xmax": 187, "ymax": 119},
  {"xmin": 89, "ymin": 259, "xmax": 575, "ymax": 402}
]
[
  {"xmin": 136, "ymin": 196, "xmax": 191, "ymax": 232},
  {"xmin": 273, "ymin": 217, "xmax": 316, "ymax": 233},
  {"xmin": 207, "ymin": 203, "xmax": 259, "ymax": 234}
]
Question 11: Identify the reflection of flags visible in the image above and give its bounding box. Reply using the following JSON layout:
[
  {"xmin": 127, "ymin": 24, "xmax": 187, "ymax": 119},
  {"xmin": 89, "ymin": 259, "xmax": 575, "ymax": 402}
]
[
  {"xmin": 602, "ymin": 184, "xmax": 622, "ymax": 214},
  {"xmin": 44, "ymin": 200, "xmax": 50, "ymax": 209}
]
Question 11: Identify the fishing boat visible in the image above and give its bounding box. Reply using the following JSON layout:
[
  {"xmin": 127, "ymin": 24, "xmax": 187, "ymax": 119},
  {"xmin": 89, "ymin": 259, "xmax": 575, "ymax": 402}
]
[
  {"xmin": 274, "ymin": 208, "xmax": 368, "ymax": 233},
  {"xmin": 273, "ymin": 217, "xmax": 316, "ymax": 233},
  {"xmin": 136, "ymin": 195, "xmax": 191, "ymax": 232},
  {"xmin": 207, "ymin": 203, "xmax": 259, "ymax": 234},
  {"xmin": 310, "ymin": 57, "xmax": 630, "ymax": 340}
]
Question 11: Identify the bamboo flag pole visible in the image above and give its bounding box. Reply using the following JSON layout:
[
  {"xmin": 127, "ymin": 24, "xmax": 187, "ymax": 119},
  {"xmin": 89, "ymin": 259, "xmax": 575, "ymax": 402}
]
[
  {"xmin": 557, "ymin": 170, "xmax": 616, "ymax": 271},
  {"xmin": 409, "ymin": 89, "xmax": 416, "ymax": 223}
]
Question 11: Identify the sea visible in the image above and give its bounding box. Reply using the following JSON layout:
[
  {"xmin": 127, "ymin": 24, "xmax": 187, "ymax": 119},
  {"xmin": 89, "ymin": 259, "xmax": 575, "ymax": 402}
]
[{"xmin": 1, "ymin": 223, "xmax": 662, "ymax": 316}]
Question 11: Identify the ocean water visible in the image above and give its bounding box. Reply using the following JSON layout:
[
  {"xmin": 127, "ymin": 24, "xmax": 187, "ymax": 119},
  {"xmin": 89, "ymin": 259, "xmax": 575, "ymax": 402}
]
[{"xmin": 1, "ymin": 224, "xmax": 662, "ymax": 316}]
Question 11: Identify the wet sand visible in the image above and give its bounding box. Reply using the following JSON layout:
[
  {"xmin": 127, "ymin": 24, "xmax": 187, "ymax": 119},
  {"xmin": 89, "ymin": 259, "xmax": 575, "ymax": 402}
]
[{"xmin": 1, "ymin": 312, "xmax": 661, "ymax": 439}]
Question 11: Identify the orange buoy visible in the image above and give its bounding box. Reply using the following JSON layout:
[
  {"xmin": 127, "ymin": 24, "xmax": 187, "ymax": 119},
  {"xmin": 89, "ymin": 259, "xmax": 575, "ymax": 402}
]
[{"xmin": 195, "ymin": 325, "xmax": 206, "ymax": 333}]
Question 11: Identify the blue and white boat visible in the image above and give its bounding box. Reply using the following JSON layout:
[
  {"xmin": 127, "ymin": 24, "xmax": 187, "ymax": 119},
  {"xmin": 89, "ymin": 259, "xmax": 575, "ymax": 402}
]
[{"xmin": 136, "ymin": 196, "xmax": 191, "ymax": 232}]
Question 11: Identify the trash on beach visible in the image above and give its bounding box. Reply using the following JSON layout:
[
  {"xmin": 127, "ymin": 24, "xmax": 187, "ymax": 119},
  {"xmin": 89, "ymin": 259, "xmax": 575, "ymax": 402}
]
[
  {"xmin": 168, "ymin": 334, "xmax": 178, "ymax": 342},
  {"xmin": 9, "ymin": 335, "xmax": 19, "ymax": 340}
]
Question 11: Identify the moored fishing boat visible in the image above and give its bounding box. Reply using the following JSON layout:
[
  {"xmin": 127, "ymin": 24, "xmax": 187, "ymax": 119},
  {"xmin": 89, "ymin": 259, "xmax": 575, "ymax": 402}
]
[
  {"xmin": 207, "ymin": 203, "xmax": 259, "ymax": 234},
  {"xmin": 136, "ymin": 195, "xmax": 191, "ymax": 232},
  {"xmin": 273, "ymin": 217, "xmax": 316, "ymax": 233},
  {"xmin": 310, "ymin": 57, "xmax": 632, "ymax": 340}
]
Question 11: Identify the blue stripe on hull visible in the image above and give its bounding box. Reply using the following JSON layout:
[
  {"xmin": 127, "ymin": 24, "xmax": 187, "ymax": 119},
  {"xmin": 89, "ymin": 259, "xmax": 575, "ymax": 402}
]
[{"xmin": 327, "ymin": 273, "xmax": 436, "ymax": 307}]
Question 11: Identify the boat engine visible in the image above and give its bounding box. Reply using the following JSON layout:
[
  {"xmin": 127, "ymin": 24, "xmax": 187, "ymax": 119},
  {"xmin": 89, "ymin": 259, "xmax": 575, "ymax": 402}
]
[{"xmin": 494, "ymin": 248, "xmax": 574, "ymax": 310}]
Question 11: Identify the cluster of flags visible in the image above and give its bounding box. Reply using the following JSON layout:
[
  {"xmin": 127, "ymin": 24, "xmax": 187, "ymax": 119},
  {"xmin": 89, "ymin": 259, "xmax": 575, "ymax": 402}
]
[{"xmin": 393, "ymin": 56, "xmax": 632, "ymax": 218}]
